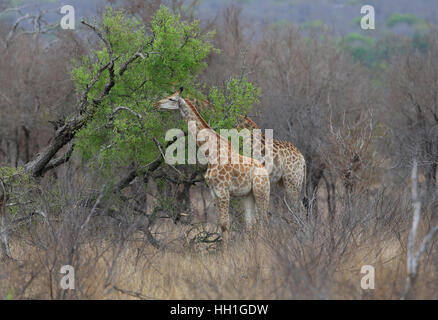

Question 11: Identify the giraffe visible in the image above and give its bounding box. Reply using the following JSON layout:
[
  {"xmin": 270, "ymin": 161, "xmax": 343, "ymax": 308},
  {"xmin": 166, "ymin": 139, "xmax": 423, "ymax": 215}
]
[
  {"xmin": 234, "ymin": 115, "xmax": 306, "ymax": 213},
  {"xmin": 155, "ymin": 88, "xmax": 270, "ymax": 248}
]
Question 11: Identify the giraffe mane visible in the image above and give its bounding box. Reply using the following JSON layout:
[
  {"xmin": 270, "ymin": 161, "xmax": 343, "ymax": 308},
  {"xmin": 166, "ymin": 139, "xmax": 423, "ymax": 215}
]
[
  {"xmin": 184, "ymin": 98, "xmax": 211, "ymax": 130},
  {"xmin": 235, "ymin": 115, "xmax": 259, "ymax": 129},
  {"xmin": 243, "ymin": 116, "xmax": 259, "ymax": 129},
  {"xmin": 183, "ymin": 98, "xmax": 232, "ymax": 147}
]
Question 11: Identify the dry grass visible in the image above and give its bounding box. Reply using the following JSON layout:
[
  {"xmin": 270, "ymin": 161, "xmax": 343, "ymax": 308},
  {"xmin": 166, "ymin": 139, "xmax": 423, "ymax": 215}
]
[
  {"xmin": 1, "ymin": 173, "xmax": 437, "ymax": 300},
  {"xmin": 1, "ymin": 207, "xmax": 437, "ymax": 300}
]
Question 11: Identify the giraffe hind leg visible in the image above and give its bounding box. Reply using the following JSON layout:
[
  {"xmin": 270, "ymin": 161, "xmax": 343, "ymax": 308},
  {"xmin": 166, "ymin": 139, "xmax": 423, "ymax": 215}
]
[
  {"xmin": 242, "ymin": 193, "xmax": 256, "ymax": 228},
  {"xmin": 252, "ymin": 174, "xmax": 270, "ymax": 223},
  {"xmin": 282, "ymin": 174, "xmax": 305, "ymax": 214}
]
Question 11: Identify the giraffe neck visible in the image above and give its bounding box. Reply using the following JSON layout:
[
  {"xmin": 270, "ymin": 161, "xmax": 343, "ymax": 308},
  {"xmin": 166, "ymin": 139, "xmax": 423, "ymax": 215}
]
[
  {"xmin": 245, "ymin": 128, "xmax": 281, "ymax": 162},
  {"xmin": 178, "ymin": 97, "xmax": 210, "ymax": 136},
  {"xmin": 248, "ymin": 129, "xmax": 267, "ymax": 154},
  {"xmin": 178, "ymin": 97, "xmax": 233, "ymax": 153}
]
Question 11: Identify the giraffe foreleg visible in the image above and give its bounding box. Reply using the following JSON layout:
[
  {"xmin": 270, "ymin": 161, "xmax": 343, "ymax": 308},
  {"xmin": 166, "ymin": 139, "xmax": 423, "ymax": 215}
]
[
  {"xmin": 212, "ymin": 188, "xmax": 231, "ymax": 249},
  {"xmin": 252, "ymin": 169, "xmax": 270, "ymax": 223}
]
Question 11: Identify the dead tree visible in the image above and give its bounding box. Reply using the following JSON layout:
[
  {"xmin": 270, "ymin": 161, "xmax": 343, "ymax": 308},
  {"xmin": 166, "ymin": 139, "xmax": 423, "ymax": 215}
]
[
  {"xmin": 402, "ymin": 159, "xmax": 438, "ymax": 299},
  {"xmin": 0, "ymin": 177, "xmax": 12, "ymax": 259}
]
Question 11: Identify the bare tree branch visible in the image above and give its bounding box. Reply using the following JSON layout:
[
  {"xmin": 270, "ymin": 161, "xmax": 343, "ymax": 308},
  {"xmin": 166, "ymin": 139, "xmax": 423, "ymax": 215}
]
[
  {"xmin": 111, "ymin": 285, "xmax": 155, "ymax": 300},
  {"xmin": 39, "ymin": 142, "xmax": 75, "ymax": 176}
]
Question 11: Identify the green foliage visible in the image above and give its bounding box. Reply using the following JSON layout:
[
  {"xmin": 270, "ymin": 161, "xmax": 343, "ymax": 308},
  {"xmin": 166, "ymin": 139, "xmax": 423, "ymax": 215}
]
[
  {"xmin": 345, "ymin": 33, "xmax": 375, "ymax": 47},
  {"xmin": 302, "ymin": 20, "xmax": 326, "ymax": 31},
  {"xmin": 270, "ymin": 19, "xmax": 292, "ymax": 30},
  {"xmin": 5, "ymin": 289, "xmax": 14, "ymax": 300},
  {"xmin": 386, "ymin": 13, "xmax": 421, "ymax": 28},
  {"xmin": 344, "ymin": 33, "xmax": 377, "ymax": 66},
  {"xmin": 342, "ymin": 27, "xmax": 433, "ymax": 67},
  {"xmin": 0, "ymin": 166, "xmax": 31, "ymax": 187},
  {"xmin": 72, "ymin": 6, "xmax": 216, "ymax": 173},
  {"xmin": 412, "ymin": 31, "xmax": 429, "ymax": 53},
  {"xmin": 72, "ymin": 6, "xmax": 260, "ymax": 175},
  {"xmin": 205, "ymin": 77, "xmax": 260, "ymax": 130},
  {"xmin": 351, "ymin": 16, "xmax": 361, "ymax": 27},
  {"xmin": 0, "ymin": 166, "xmax": 36, "ymax": 216}
]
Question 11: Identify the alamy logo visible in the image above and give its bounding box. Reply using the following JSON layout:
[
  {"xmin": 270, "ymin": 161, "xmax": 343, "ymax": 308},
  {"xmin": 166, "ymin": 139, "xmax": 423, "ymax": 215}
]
[
  {"xmin": 360, "ymin": 5, "xmax": 375, "ymax": 30},
  {"xmin": 60, "ymin": 5, "xmax": 75, "ymax": 30},
  {"xmin": 60, "ymin": 265, "xmax": 75, "ymax": 290},
  {"xmin": 360, "ymin": 265, "xmax": 375, "ymax": 290},
  {"xmin": 163, "ymin": 121, "xmax": 274, "ymax": 171}
]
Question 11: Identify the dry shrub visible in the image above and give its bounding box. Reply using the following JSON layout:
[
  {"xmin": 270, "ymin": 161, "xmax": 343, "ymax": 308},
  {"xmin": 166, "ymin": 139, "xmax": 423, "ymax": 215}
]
[{"xmin": 2, "ymin": 180, "xmax": 436, "ymax": 300}]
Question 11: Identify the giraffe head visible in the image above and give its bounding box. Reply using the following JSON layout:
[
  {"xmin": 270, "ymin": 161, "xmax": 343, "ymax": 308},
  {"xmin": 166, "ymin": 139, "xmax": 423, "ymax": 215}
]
[
  {"xmin": 155, "ymin": 87, "xmax": 213, "ymax": 134},
  {"xmin": 234, "ymin": 115, "xmax": 259, "ymax": 130},
  {"xmin": 155, "ymin": 87, "xmax": 184, "ymax": 110}
]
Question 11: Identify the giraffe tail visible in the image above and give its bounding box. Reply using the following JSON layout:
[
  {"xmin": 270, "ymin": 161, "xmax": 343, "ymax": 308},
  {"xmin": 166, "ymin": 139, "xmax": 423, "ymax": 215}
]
[{"xmin": 301, "ymin": 158, "xmax": 309, "ymax": 211}]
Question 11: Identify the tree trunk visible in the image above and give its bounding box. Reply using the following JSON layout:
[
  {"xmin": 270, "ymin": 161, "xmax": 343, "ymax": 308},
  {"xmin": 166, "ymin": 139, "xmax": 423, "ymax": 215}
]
[
  {"xmin": 22, "ymin": 125, "xmax": 31, "ymax": 163},
  {"xmin": 0, "ymin": 178, "xmax": 12, "ymax": 260},
  {"xmin": 14, "ymin": 127, "xmax": 19, "ymax": 168},
  {"xmin": 424, "ymin": 161, "xmax": 437, "ymax": 192},
  {"xmin": 23, "ymin": 116, "xmax": 85, "ymax": 177}
]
